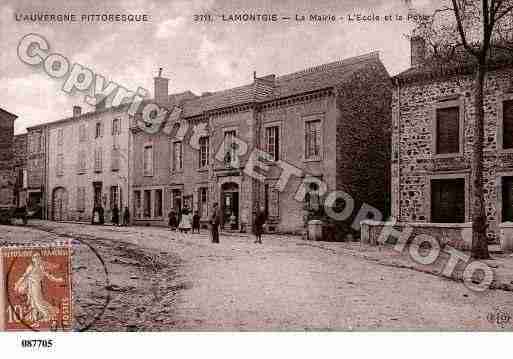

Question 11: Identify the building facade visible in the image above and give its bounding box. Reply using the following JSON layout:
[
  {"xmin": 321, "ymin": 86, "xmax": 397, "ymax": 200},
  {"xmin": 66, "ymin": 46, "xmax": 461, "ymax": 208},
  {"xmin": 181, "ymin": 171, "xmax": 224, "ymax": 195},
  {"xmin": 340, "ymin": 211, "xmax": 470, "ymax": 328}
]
[
  {"xmin": 45, "ymin": 105, "xmax": 131, "ymax": 222},
  {"xmin": 392, "ymin": 39, "xmax": 513, "ymax": 241},
  {"xmin": 13, "ymin": 134, "xmax": 27, "ymax": 208},
  {"xmin": 131, "ymin": 52, "xmax": 391, "ymax": 237},
  {"xmin": 25, "ymin": 125, "xmax": 48, "ymax": 218},
  {"xmin": 0, "ymin": 108, "xmax": 18, "ymax": 216}
]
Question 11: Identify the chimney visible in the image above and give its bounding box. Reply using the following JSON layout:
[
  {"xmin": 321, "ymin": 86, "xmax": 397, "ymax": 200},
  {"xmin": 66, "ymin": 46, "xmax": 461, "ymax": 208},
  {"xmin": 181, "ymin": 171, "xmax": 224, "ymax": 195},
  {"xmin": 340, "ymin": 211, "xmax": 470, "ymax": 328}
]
[
  {"xmin": 410, "ymin": 36, "xmax": 426, "ymax": 67},
  {"xmin": 73, "ymin": 105, "xmax": 82, "ymax": 117},
  {"xmin": 154, "ymin": 67, "xmax": 169, "ymax": 104},
  {"xmin": 95, "ymin": 96, "xmax": 107, "ymax": 111}
]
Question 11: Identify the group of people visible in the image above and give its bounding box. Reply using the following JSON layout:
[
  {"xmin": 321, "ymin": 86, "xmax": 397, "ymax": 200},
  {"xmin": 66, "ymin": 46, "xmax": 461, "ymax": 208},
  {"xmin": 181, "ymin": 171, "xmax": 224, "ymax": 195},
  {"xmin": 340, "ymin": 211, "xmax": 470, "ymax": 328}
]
[
  {"xmin": 168, "ymin": 207, "xmax": 201, "ymax": 233},
  {"xmin": 111, "ymin": 205, "xmax": 130, "ymax": 226},
  {"xmin": 182, "ymin": 202, "xmax": 267, "ymax": 244},
  {"xmin": 92, "ymin": 204, "xmax": 130, "ymax": 226}
]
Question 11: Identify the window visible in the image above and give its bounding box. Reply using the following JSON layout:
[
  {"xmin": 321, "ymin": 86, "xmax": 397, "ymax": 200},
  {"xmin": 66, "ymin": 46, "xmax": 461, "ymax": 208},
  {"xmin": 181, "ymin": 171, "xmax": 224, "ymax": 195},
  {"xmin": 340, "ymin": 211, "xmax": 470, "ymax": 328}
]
[
  {"xmin": 56, "ymin": 154, "xmax": 64, "ymax": 176},
  {"xmin": 199, "ymin": 187, "xmax": 208, "ymax": 218},
  {"xmin": 154, "ymin": 189, "xmax": 163, "ymax": 217},
  {"xmin": 199, "ymin": 137, "xmax": 209, "ymax": 168},
  {"xmin": 305, "ymin": 120, "xmax": 321, "ymax": 160},
  {"xmin": 143, "ymin": 190, "xmax": 151, "ymax": 218},
  {"xmin": 112, "ymin": 118, "xmax": 121, "ymax": 136},
  {"xmin": 173, "ymin": 141, "xmax": 183, "ymax": 171},
  {"xmin": 431, "ymin": 178, "xmax": 465, "ymax": 223},
  {"xmin": 77, "ymin": 187, "xmax": 85, "ymax": 212},
  {"xmin": 111, "ymin": 148, "xmax": 120, "ymax": 171},
  {"xmin": 30, "ymin": 132, "xmax": 41, "ymax": 153},
  {"xmin": 224, "ymin": 130, "xmax": 236, "ymax": 167},
  {"xmin": 133, "ymin": 190, "xmax": 141, "ymax": 219},
  {"xmin": 143, "ymin": 145, "xmax": 153, "ymax": 176},
  {"xmin": 95, "ymin": 122, "xmax": 102, "ymax": 138},
  {"xmin": 172, "ymin": 189, "xmax": 182, "ymax": 212},
  {"xmin": 502, "ymin": 176, "xmax": 513, "ymax": 222},
  {"xmin": 110, "ymin": 186, "xmax": 119, "ymax": 209},
  {"xmin": 265, "ymin": 126, "xmax": 280, "ymax": 161},
  {"xmin": 79, "ymin": 123, "xmax": 87, "ymax": 143},
  {"xmin": 77, "ymin": 150, "xmax": 86, "ymax": 174},
  {"xmin": 503, "ymin": 100, "xmax": 513, "ymax": 149},
  {"xmin": 57, "ymin": 128, "xmax": 64, "ymax": 146},
  {"xmin": 435, "ymin": 106, "xmax": 460, "ymax": 154},
  {"xmin": 94, "ymin": 148, "xmax": 102, "ymax": 172}
]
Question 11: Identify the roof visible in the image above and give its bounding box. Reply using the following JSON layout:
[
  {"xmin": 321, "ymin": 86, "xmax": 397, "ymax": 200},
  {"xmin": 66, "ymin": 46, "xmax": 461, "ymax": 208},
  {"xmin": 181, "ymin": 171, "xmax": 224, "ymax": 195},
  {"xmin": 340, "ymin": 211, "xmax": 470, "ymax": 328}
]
[
  {"xmin": 0, "ymin": 107, "xmax": 18, "ymax": 120},
  {"xmin": 182, "ymin": 51, "xmax": 383, "ymax": 117},
  {"xmin": 26, "ymin": 91, "xmax": 197, "ymax": 130},
  {"xmin": 26, "ymin": 51, "xmax": 385, "ymax": 127},
  {"xmin": 393, "ymin": 48, "xmax": 513, "ymax": 84}
]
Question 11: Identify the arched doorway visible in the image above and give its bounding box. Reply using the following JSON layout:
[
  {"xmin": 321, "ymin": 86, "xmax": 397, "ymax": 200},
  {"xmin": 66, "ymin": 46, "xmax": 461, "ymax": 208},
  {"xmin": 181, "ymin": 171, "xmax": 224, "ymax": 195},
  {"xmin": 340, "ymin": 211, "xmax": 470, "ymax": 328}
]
[
  {"xmin": 221, "ymin": 182, "xmax": 239, "ymax": 229},
  {"xmin": 52, "ymin": 187, "xmax": 68, "ymax": 221}
]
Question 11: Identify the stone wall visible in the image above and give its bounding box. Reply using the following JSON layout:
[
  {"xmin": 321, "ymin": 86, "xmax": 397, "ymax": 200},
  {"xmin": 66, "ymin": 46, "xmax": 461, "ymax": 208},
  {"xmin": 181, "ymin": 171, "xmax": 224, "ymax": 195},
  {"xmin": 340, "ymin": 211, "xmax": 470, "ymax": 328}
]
[
  {"xmin": 361, "ymin": 220, "xmax": 472, "ymax": 251},
  {"xmin": 392, "ymin": 66, "xmax": 513, "ymax": 241}
]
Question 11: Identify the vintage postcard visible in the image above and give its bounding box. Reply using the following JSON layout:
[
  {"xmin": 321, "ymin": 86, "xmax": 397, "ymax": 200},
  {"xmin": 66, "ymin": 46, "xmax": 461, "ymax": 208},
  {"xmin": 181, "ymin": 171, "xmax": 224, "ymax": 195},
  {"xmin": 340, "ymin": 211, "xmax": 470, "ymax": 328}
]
[{"xmin": 1, "ymin": 0, "xmax": 513, "ymax": 355}]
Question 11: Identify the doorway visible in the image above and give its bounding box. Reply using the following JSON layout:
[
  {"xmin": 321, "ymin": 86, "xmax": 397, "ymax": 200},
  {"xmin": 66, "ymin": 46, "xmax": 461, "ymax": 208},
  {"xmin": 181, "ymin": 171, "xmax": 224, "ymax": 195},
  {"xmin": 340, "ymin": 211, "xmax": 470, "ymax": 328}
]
[
  {"xmin": 221, "ymin": 182, "xmax": 239, "ymax": 229},
  {"xmin": 52, "ymin": 187, "xmax": 68, "ymax": 221}
]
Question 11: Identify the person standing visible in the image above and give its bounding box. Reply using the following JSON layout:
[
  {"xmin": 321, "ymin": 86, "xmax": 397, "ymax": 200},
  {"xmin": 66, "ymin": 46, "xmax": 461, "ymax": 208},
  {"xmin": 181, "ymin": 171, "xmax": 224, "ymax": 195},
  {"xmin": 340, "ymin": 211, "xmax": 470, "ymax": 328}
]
[
  {"xmin": 168, "ymin": 210, "xmax": 177, "ymax": 231},
  {"xmin": 178, "ymin": 208, "xmax": 192, "ymax": 234},
  {"xmin": 192, "ymin": 211, "xmax": 201, "ymax": 234},
  {"xmin": 254, "ymin": 205, "xmax": 267, "ymax": 244},
  {"xmin": 210, "ymin": 203, "xmax": 221, "ymax": 243},
  {"xmin": 112, "ymin": 204, "xmax": 119, "ymax": 226},
  {"xmin": 123, "ymin": 206, "xmax": 130, "ymax": 226}
]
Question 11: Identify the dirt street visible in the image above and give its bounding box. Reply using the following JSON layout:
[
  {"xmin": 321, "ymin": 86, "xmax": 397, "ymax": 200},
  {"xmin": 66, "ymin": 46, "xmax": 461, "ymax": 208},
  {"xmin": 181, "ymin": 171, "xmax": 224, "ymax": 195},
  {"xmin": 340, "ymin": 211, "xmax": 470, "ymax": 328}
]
[{"xmin": 2, "ymin": 220, "xmax": 513, "ymax": 331}]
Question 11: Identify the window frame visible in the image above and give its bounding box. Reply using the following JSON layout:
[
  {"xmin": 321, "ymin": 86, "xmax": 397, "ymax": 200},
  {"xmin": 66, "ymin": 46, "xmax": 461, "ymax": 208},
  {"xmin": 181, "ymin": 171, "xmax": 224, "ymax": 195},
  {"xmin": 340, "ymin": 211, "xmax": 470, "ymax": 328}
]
[
  {"xmin": 223, "ymin": 128, "xmax": 238, "ymax": 168},
  {"xmin": 263, "ymin": 121, "xmax": 281, "ymax": 162},
  {"xmin": 56, "ymin": 154, "xmax": 64, "ymax": 176},
  {"xmin": 94, "ymin": 147, "xmax": 103, "ymax": 173},
  {"xmin": 172, "ymin": 141, "xmax": 183, "ymax": 172},
  {"xmin": 143, "ymin": 144, "xmax": 154, "ymax": 177},
  {"xmin": 111, "ymin": 148, "xmax": 120, "ymax": 172},
  {"xmin": 57, "ymin": 128, "xmax": 64, "ymax": 146},
  {"xmin": 303, "ymin": 115, "xmax": 323, "ymax": 162},
  {"xmin": 431, "ymin": 98, "xmax": 464, "ymax": 158},
  {"xmin": 77, "ymin": 187, "xmax": 86, "ymax": 212},
  {"xmin": 95, "ymin": 121, "xmax": 103, "ymax": 139},
  {"xmin": 497, "ymin": 93, "xmax": 513, "ymax": 152},
  {"xmin": 198, "ymin": 136, "xmax": 210, "ymax": 169},
  {"xmin": 426, "ymin": 173, "xmax": 469, "ymax": 223},
  {"xmin": 112, "ymin": 118, "xmax": 121, "ymax": 136}
]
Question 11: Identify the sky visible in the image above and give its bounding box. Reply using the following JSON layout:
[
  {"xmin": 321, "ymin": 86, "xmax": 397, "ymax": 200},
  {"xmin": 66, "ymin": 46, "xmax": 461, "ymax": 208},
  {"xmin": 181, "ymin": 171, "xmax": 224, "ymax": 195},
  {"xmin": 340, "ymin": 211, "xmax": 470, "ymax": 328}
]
[{"xmin": 0, "ymin": 0, "xmax": 440, "ymax": 134}]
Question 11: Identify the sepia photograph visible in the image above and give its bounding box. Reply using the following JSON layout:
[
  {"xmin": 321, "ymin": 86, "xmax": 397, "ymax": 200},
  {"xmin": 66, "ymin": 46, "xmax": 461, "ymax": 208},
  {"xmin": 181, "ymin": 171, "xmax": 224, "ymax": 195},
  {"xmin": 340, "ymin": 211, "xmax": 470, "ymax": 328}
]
[{"xmin": 1, "ymin": 0, "xmax": 513, "ymax": 356}]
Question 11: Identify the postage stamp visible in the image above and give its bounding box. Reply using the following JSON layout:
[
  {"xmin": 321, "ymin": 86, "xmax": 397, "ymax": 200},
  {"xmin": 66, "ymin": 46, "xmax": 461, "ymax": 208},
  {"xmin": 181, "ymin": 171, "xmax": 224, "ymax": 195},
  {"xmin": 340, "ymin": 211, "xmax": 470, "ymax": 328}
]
[{"xmin": 0, "ymin": 244, "xmax": 72, "ymax": 331}]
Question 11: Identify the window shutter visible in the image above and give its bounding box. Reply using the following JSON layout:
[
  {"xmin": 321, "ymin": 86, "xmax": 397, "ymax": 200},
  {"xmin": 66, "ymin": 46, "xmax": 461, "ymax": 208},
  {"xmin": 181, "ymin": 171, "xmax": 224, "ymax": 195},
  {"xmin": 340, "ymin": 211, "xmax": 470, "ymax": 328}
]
[
  {"xmin": 503, "ymin": 100, "xmax": 513, "ymax": 149},
  {"xmin": 436, "ymin": 107, "xmax": 460, "ymax": 154}
]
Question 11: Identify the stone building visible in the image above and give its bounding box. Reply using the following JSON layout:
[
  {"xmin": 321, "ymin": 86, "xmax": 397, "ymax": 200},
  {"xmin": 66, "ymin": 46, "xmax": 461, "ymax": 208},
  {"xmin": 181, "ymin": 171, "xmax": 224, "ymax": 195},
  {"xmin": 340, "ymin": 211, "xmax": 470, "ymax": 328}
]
[
  {"xmin": 392, "ymin": 38, "xmax": 513, "ymax": 241},
  {"xmin": 13, "ymin": 134, "xmax": 27, "ymax": 208},
  {"xmin": 25, "ymin": 125, "xmax": 48, "ymax": 218},
  {"xmin": 43, "ymin": 104, "xmax": 131, "ymax": 222},
  {"xmin": 0, "ymin": 107, "xmax": 18, "ymax": 213},
  {"xmin": 131, "ymin": 52, "xmax": 391, "ymax": 236}
]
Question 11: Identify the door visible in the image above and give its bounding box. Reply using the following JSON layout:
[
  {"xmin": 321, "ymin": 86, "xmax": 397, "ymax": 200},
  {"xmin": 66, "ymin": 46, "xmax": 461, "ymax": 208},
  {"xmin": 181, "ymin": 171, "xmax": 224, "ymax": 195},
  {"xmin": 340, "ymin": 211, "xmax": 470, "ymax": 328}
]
[
  {"xmin": 93, "ymin": 182, "xmax": 103, "ymax": 207},
  {"xmin": 52, "ymin": 187, "xmax": 68, "ymax": 221},
  {"xmin": 221, "ymin": 182, "xmax": 239, "ymax": 229}
]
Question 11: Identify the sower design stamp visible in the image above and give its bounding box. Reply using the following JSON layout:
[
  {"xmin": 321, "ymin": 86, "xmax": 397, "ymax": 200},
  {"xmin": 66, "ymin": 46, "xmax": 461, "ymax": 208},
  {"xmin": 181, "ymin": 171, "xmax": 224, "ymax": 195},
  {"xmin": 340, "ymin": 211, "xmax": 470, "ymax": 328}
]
[{"xmin": 0, "ymin": 245, "xmax": 72, "ymax": 331}]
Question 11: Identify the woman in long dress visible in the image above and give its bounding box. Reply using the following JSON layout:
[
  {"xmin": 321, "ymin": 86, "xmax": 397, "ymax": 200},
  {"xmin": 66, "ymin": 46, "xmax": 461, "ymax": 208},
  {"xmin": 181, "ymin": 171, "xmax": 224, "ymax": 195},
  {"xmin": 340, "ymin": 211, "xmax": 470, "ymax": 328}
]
[
  {"xmin": 178, "ymin": 208, "xmax": 192, "ymax": 233},
  {"xmin": 14, "ymin": 253, "xmax": 64, "ymax": 322}
]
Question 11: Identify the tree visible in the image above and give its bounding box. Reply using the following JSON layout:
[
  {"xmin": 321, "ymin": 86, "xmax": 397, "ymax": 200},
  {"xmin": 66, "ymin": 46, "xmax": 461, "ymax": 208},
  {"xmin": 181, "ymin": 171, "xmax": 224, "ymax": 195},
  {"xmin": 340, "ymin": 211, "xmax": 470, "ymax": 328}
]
[{"xmin": 410, "ymin": 0, "xmax": 513, "ymax": 259}]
